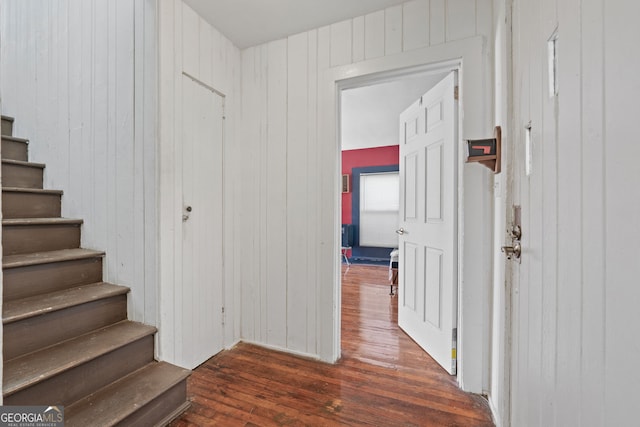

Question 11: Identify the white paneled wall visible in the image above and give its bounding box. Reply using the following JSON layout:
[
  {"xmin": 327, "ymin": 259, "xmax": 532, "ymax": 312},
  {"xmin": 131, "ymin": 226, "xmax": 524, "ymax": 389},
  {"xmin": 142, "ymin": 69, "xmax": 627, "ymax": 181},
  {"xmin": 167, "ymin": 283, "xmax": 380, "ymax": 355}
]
[
  {"xmin": 239, "ymin": 0, "xmax": 494, "ymax": 389},
  {"xmin": 505, "ymin": 0, "xmax": 640, "ymax": 425},
  {"xmin": 157, "ymin": 0, "xmax": 242, "ymax": 363},
  {"xmin": 0, "ymin": 0, "xmax": 158, "ymax": 325}
]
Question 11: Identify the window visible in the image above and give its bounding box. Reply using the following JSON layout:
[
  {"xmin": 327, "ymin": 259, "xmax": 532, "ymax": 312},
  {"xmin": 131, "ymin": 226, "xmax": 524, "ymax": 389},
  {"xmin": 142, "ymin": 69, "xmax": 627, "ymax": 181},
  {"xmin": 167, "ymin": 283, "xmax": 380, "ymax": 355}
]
[{"xmin": 359, "ymin": 172, "xmax": 399, "ymax": 247}]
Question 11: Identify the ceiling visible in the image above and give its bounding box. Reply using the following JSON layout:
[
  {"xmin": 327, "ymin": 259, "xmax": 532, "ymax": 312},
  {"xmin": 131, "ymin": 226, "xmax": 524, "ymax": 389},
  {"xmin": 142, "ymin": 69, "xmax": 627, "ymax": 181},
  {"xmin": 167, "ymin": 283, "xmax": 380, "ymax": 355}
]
[
  {"xmin": 184, "ymin": 0, "xmax": 408, "ymax": 49},
  {"xmin": 341, "ymin": 71, "xmax": 448, "ymax": 151}
]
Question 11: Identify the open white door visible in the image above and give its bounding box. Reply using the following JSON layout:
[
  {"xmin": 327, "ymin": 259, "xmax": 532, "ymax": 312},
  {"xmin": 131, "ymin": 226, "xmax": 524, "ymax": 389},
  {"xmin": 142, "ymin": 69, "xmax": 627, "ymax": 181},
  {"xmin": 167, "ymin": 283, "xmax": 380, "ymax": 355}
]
[
  {"xmin": 178, "ymin": 75, "xmax": 225, "ymax": 369},
  {"xmin": 398, "ymin": 72, "xmax": 458, "ymax": 375}
]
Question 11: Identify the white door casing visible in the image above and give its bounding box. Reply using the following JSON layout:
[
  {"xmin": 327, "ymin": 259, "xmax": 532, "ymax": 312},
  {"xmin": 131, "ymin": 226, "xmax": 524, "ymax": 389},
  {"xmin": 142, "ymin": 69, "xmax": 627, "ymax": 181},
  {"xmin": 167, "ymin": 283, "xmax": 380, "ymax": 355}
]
[
  {"xmin": 398, "ymin": 71, "xmax": 458, "ymax": 375},
  {"xmin": 178, "ymin": 75, "xmax": 225, "ymax": 369}
]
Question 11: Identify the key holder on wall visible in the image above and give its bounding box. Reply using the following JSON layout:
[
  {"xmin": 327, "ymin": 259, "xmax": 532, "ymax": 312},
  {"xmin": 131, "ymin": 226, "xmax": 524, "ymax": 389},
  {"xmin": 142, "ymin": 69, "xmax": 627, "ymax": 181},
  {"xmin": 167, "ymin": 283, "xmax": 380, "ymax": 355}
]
[{"xmin": 465, "ymin": 125, "xmax": 502, "ymax": 174}]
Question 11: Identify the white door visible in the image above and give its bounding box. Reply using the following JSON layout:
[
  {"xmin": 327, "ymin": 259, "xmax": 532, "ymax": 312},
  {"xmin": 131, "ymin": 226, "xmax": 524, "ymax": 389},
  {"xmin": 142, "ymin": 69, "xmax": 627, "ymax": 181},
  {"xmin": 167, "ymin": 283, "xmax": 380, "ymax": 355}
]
[
  {"xmin": 179, "ymin": 75, "xmax": 224, "ymax": 369},
  {"xmin": 398, "ymin": 72, "xmax": 458, "ymax": 375}
]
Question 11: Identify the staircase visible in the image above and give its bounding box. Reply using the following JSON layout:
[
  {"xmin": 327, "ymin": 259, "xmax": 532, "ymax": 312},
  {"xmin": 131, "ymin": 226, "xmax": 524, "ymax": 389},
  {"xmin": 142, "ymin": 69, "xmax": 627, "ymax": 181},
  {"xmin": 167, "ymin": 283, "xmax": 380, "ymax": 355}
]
[{"xmin": 1, "ymin": 115, "xmax": 191, "ymax": 426}]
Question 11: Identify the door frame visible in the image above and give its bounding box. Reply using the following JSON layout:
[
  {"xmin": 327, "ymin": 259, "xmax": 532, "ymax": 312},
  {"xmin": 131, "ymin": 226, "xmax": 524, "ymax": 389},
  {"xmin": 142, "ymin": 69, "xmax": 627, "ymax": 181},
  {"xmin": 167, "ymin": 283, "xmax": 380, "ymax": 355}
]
[
  {"xmin": 338, "ymin": 64, "xmax": 461, "ymax": 369},
  {"xmin": 323, "ymin": 36, "xmax": 492, "ymax": 392}
]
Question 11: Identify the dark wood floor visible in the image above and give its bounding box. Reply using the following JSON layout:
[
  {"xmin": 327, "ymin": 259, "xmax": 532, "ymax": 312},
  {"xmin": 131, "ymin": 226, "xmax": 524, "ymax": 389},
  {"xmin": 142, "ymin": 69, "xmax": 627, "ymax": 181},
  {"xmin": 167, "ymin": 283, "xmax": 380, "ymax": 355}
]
[{"xmin": 171, "ymin": 265, "xmax": 494, "ymax": 426}]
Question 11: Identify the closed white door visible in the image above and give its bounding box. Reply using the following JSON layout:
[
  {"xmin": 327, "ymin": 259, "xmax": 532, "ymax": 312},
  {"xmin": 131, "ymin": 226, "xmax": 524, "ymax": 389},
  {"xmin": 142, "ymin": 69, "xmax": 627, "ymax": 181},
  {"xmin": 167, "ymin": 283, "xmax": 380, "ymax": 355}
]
[
  {"xmin": 398, "ymin": 72, "xmax": 458, "ymax": 375},
  {"xmin": 179, "ymin": 75, "xmax": 224, "ymax": 369}
]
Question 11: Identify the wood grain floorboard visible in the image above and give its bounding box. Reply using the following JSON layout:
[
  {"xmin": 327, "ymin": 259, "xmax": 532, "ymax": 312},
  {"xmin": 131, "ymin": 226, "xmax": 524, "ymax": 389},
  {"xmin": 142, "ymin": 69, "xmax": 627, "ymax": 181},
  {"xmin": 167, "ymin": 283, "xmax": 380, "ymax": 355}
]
[{"xmin": 171, "ymin": 265, "xmax": 494, "ymax": 426}]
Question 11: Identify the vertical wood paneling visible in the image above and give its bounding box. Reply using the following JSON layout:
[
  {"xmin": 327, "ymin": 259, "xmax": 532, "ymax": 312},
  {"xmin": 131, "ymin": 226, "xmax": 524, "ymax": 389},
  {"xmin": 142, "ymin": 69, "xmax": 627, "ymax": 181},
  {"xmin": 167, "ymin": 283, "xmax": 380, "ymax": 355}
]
[
  {"xmin": 555, "ymin": 0, "xmax": 582, "ymax": 424},
  {"xmin": 266, "ymin": 39, "xmax": 288, "ymax": 347},
  {"xmin": 446, "ymin": 0, "xmax": 476, "ymax": 42},
  {"xmin": 580, "ymin": 0, "xmax": 605, "ymax": 424},
  {"xmin": 198, "ymin": 19, "xmax": 213, "ymax": 87},
  {"xmin": 258, "ymin": 44, "xmax": 269, "ymax": 344},
  {"xmin": 0, "ymin": 0, "xmax": 158, "ymax": 327},
  {"xmin": 403, "ymin": 0, "xmax": 430, "ymax": 52},
  {"xmin": 538, "ymin": 2, "xmax": 558, "ymax": 425},
  {"xmin": 181, "ymin": 4, "xmax": 199, "ymax": 77},
  {"xmin": 475, "ymin": 0, "xmax": 492, "ymax": 44},
  {"xmin": 157, "ymin": 0, "xmax": 177, "ymax": 361},
  {"xmin": 429, "ymin": 0, "xmax": 446, "ymax": 45},
  {"xmin": 507, "ymin": 0, "xmax": 640, "ymax": 424},
  {"xmin": 286, "ymin": 32, "xmax": 309, "ymax": 352},
  {"xmin": 604, "ymin": 1, "xmax": 640, "ymax": 424},
  {"xmin": 352, "ymin": 16, "xmax": 365, "ymax": 63},
  {"xmin": 306, "ymin": 29, "xmax": 319, "ymax": 354},
  {"xmin": 365, "ymin": 11, "xmax": 385, "ymax": 59},
  {"xmin": 330, "ymin": 19, "xmax": 352, "ymax": 67},
  {"xmin": 385, "ymin": 5, "xmax": 403, "ymax": 55}
]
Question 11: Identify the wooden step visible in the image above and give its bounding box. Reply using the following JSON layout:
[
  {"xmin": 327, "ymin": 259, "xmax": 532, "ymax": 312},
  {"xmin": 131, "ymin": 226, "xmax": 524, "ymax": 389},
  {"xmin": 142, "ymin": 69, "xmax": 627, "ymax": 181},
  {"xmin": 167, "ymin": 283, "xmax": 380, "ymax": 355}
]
[
  {"xmin": 2, "ymin": 135, "xmax": 28, "ymax": 161},
  {"xmin": 2, "ymin": 188, "xmax": 62, "ymax": 219},
  {"xmin": 2, "ymin": 218, "xmax": 82, "ymax": 256},
  {"xmin": 1, "ymin": 115, "xmax": 14, "ymax": 136},
  {"xmin": 3, "ymin": 283, "xmax": 128, "ymax": 360},
  {"xmin": 66, "ymin": 362, "xmax": 191, "ymax": 427},
  {"xmin": 3, "ymin": 249, "xmax": 105, "ymax": 301},
  {"xmin": 2, "ymin": 159, "xmax": 44, "ymax": 189},
  {"xmin": 3, "ymin": 321, "xmax": 156, "ymax": 406}
]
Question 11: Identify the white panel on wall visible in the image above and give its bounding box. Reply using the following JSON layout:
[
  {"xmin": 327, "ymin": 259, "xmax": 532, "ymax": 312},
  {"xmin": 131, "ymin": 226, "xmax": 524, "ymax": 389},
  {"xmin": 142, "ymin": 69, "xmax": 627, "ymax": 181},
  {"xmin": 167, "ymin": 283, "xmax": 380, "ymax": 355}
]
[
  {"xmin": 352, "ymin": 16, "xmax": 365, "ymax": 62},
  {"xmin": 266, "ymin": 39, "xmax": 289, "ymax": 347},
  {"xmin": 365, "ymin": 10, "xmax": 385, "ymax": 59},
  {"xmin": 330, "ymin": 19, "xmax": 352, "ymax": 67},
  {"xmin": 306, "ymin": 28, "xmax": 319, "ymax": 354},
  {"xmin": 182, "ymin": 3, "xmax": 199, "ymax": 77},
  {"xmin": 429, "ymin": 0, "xmax": 446, "ymax": 45},
  {"xmin": 385, "ymin": 5, "xmax": 403, "ymax": 55},
  {"xmin": 403, "ymin": 0, "xmax": 430, "ymax": 52},
  {"xmin": 446, "ymin": 0, "xmax": 476, "ymax": 42},
  {"xmin": 287, "ymin": 31, "xmax": 310, "ymax": 352},
  {"xmin": 198, "ymin": 18, "xmax": 213, "ymax": 86}
]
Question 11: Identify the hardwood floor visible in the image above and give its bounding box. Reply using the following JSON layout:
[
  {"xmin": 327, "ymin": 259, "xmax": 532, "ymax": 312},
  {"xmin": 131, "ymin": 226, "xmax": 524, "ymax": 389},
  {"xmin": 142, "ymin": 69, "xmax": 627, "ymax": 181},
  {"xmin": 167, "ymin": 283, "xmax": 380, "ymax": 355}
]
[{"xmin": 171, "ymin": 265, "xmax": 494, "ymax": 426}]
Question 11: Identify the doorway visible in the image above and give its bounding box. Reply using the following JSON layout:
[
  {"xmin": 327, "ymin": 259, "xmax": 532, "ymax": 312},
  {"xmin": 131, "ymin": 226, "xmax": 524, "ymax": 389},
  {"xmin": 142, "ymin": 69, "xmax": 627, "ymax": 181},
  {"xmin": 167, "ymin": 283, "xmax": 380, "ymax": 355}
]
[{"xmin": 339, "ymin": 66, "xmax": 459, "ymax": 375}]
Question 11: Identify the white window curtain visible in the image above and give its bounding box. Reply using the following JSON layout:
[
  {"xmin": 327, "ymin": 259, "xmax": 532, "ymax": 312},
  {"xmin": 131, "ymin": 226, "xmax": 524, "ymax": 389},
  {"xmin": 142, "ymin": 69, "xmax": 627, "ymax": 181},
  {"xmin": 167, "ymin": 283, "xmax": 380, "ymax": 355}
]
[{"xmin": 359, "ymin": 172, "xmax": 399, "ymax": 247}]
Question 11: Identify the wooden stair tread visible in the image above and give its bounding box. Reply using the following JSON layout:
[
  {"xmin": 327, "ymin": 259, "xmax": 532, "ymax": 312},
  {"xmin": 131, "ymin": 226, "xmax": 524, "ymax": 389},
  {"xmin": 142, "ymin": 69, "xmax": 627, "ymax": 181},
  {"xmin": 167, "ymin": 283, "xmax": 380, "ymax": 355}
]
[
  {"xmin": 3, "ymin": 248, "xmax": 105, "ymax": 269},
  {"xmin": 65, "ymin": 362, "xmax": 191, "ymax": 426},
  {"xmin": 3, "ymin": 282, "xmax": 129, "ymax": 324},
  {"xmin": 2, "ymin": 159, "xmax": 45, "ymax": 168},
  {"xmin": 2, "ymin": 187, "xmax": 62, "ymax": 195},
  {"xmin": 3, "ymin": 321, "xmax": 157, "ymax": 396},
  {"xmin": 2, "ymin": 218, "xmax": 82, "ymax": 226},
  {"xmin": 1, "ymin": 135, "xmax": 28, "ymax": 143}
]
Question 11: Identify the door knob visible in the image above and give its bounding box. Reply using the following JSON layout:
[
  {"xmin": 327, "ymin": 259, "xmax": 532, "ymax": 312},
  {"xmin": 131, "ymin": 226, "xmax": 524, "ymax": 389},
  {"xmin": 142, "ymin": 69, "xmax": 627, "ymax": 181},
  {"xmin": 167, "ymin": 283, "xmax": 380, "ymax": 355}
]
[
  {"xmin": 186, "ymin": 206, "xmax": 192, "ymax": 212},
  {"xmin": 501, "ymin": 242, "xmax": 521, "ymax": 260},
  {"xmin": 395, "ymin": 228, "xmax": 405, "ymax": 235}
]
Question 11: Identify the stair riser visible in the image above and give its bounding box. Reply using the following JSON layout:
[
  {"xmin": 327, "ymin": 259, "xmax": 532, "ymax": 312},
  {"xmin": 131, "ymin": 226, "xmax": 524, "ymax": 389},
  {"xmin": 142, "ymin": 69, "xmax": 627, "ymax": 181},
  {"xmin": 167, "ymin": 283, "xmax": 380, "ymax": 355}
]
[
  {"xmin": 3, "ymin": 224, "xmax": 80, "ymax": 255},
  {"xmin": 4, "ymin": 295, "xmax": 127, "ymax": 360},
  {"xmin": 2, "ymin": 192, "xmax": 61, "ymax": 219},
  {"xmin": 1, "ymin": 118, "xmax": 13, "ymax": 136},
  {"xmin": 2, "ymin": 138, "xmax": 28, "ymax": 161},
  {"xmin": 119, "ymin": 381, "xmax": 189, "ymax": 427},
  {"xmin": 2, "ymin": 163, "xmax": 43, "ymax": 188},
  {"xmin": 4, "ymin": 335, "xmax": 154, "ymax": 406},
  {"xmin": 4, "ymin": 257, "xmax": 103, "ymax": 302}
]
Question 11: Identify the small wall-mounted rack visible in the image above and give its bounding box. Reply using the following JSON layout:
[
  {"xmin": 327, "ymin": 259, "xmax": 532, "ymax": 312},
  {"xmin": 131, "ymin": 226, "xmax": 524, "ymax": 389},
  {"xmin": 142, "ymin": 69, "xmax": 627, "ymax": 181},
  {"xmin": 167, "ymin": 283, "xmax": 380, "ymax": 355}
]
[{"xmin": 465, "ymin": 125, "xmax": 502, "ymax": 174}]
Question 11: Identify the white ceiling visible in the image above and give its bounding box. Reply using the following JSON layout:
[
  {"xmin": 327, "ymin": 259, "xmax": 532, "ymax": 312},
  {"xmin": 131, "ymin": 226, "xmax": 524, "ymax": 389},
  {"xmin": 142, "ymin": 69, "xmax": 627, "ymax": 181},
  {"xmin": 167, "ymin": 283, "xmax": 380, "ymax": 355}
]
[
  {"xmin": 341, "ymin": 72, "xmax": 448, "ymax": 151},
  {"xmin": 184, "ymin": 0, "xmax": 408, "ymax": 49}
]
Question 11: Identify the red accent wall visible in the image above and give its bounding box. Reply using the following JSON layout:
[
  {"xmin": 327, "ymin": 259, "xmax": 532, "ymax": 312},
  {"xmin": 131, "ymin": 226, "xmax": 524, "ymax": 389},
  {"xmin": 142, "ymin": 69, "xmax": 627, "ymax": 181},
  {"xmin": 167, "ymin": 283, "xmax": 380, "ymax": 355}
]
[{"xmin": 341, "ymin": 145, "xmax": 399, "ymax": 224}]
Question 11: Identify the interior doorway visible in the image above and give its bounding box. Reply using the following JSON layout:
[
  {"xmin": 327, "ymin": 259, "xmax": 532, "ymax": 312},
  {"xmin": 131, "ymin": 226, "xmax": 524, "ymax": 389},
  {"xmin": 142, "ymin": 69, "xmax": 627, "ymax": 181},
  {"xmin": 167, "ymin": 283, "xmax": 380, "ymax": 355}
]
[{"xmin": 339, "ymin": 65, "xmax": 458, "ymax": 375}]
